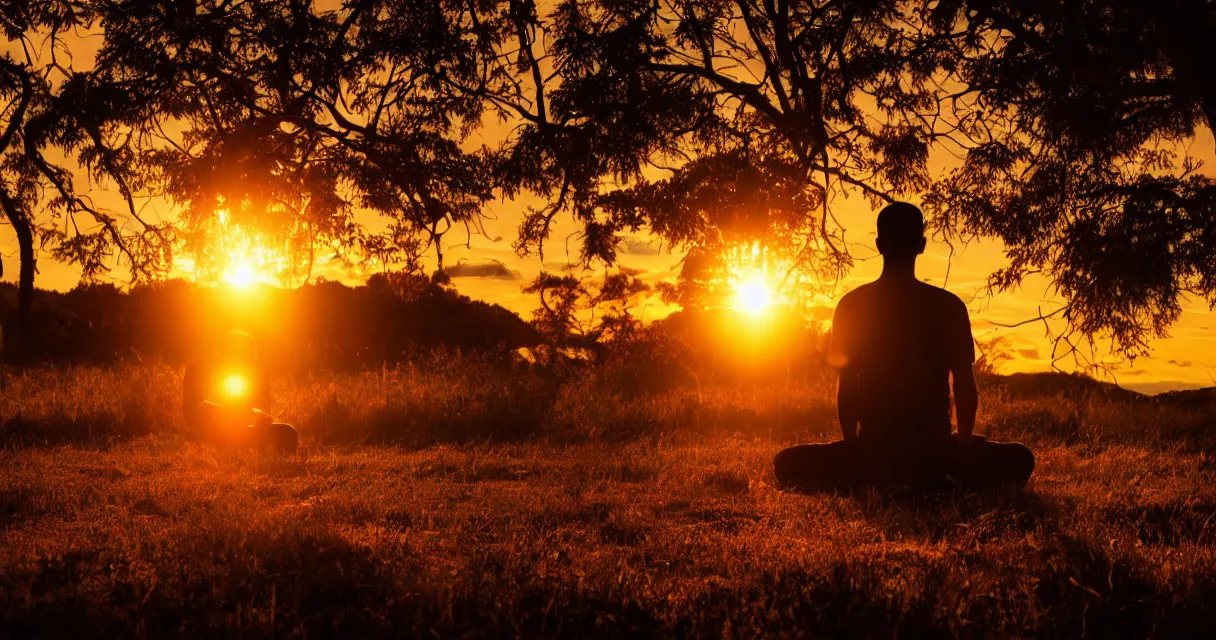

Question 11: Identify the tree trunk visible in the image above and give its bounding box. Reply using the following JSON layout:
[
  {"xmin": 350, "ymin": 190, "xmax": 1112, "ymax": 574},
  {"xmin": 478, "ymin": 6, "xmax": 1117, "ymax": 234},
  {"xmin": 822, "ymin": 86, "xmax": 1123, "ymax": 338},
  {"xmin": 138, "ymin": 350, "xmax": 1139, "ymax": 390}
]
[{"xmin": 0, "ymin": 187, "xmax": 35, "ymax": 360}]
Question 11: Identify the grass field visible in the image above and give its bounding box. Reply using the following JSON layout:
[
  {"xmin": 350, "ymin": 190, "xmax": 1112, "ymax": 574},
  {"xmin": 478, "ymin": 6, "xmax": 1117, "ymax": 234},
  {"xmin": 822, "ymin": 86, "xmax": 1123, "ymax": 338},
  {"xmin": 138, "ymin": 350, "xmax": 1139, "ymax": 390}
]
[{"xmin": 4, "ymin": 363, "xmax": 1216, "ymax": 637}]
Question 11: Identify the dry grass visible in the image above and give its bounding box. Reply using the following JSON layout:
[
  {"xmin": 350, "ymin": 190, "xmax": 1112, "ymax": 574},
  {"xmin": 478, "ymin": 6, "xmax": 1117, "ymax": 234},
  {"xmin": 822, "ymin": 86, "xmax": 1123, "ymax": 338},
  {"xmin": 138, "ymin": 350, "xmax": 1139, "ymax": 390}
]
[{"xmin": 3, "ymin": 363, "xmax": 1216, "ymax": 637}]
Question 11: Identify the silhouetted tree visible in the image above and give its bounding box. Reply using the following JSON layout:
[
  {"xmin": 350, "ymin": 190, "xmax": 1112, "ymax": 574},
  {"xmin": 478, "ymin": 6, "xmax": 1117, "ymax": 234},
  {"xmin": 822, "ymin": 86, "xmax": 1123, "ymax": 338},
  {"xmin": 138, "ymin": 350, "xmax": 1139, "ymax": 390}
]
[
  {"xmin": 488, "ymin": 1, "xmax": 948, "ymax": 292},
  {"xmin": 7, "ymin": 0, "xmax": 1213, "ymax": 367},
  {"xmin": 922, "ymin": 0, "xmax": 1216, "ymax": 360},
  {"xmin": 523, "ymin": 268, "xmax": 650, "ymax": 366},
  {"xmin": 493, "ymin": 1, "xmax": 1216, "ymax": 360},
  {"xmin": 2, "ymin": 1, "xmax": 174, "ymax": 356},
  {"xmin": 95, "ymin": 0, "xmax": 506, "ymax": 281}
]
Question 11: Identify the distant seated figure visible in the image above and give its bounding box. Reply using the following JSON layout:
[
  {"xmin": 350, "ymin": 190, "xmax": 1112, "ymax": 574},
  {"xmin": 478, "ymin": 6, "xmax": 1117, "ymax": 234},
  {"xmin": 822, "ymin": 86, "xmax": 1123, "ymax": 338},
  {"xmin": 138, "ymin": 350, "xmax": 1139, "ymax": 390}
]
[
  {"xmin": 183, "ymin": 331, "xmax": 298, "ymax": 454},
  {"xmin": 774, "ymin": 203, "xmax": 1034, "ymax": 491}
]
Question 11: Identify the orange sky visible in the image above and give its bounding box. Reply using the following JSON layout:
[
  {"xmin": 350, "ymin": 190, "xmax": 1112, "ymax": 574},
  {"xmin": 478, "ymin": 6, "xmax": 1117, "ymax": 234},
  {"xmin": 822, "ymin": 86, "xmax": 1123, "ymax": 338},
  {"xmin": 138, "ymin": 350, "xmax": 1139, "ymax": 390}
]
[{"xmin": 3, "ymin": 16, "xmax": 1214, "ymax": 394}]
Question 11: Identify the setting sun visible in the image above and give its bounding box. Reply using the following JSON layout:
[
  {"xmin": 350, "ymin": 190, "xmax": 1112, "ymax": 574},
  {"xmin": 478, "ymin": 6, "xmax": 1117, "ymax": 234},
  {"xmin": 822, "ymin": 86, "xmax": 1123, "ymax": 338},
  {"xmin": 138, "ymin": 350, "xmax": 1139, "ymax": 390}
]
[
  {"xmin": 186, "ymin": 208, "xmax": 288, "ymax": 289},
  {"xmin": 732, "ymin": 273, "xmax": 775, "ymax": 316},
  {"xmin": 725, "ymin": 241, "xmax": 785, "ymax": 317},
  {"xmin": 223, "ymin": 262, "xmax": 258, "ymax": 289}
]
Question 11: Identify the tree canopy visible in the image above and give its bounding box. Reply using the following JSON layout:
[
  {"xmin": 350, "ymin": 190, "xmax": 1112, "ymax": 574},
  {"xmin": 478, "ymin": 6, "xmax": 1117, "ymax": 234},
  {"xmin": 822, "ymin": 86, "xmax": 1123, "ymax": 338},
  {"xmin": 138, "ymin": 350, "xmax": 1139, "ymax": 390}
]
[
  {"xmin": 2, "ymin": 0, "xmax": 1213, "ymax": 361},
  {"xmin": 925, "ymin": 0, "xmax": 1216, "ymax": 360}
]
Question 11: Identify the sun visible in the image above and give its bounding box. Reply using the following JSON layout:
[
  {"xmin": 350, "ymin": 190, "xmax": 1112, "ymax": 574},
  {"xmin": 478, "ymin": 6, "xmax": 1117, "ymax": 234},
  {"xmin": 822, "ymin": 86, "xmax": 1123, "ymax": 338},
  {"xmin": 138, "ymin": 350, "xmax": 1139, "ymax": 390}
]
[
  {"xmin": 220, "ymin": 238, "xmax": 277, "ymax": 289},
  {"xmin": 732, "ymin": 272, "xmax": 775, "ymax": 316},
  {"xmin": 223, "ymin": 261, "xmax": 258, "ymax": 289},
  {"xmin": 222, "ymin": 372, "xmax": 249, "ymax": 399},
  {"xmin": 724, "ymin": 241, "xmax": 785, "ymax": 317},
  {"xmin": 211, "ymin": 213, "xmax": 283, "ymax": 289}
]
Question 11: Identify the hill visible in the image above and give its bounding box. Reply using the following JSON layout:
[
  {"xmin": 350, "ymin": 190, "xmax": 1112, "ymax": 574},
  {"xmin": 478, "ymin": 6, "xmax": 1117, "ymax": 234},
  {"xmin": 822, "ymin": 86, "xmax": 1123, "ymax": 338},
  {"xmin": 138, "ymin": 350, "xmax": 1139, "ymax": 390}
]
[
  {"xmin": 982, "ymin": 370, "xmax": 1216, "ymax": 410},
  {"xmin": 0, "ymin": 278, "xmax": 540, "ymax": 369}
]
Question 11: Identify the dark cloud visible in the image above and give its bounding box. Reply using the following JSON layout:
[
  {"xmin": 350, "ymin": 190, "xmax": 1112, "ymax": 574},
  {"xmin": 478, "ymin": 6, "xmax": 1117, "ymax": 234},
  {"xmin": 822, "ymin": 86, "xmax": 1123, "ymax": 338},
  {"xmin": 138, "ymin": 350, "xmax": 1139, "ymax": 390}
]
[
  {"xmin": 444, "ymin": 260, "xmax": 522, "ymax": 280},
  {"xmin": 541, "ymin": 261, "xmax": 581, "ymax": 273},
  {"xmin": 1168, "ymin": 360, "xmax": 1194, "ymax": 367},
  {"xmin": 619, "ymin": 236, "xmax": 662, "ymax": 255},
  {"xmin": 1016, "ymin": 348, "xmax": 1040, "ymax": 359},
  {"xmin": 618, "ymin": 265, "xmax": 647, "ymax": 276}
]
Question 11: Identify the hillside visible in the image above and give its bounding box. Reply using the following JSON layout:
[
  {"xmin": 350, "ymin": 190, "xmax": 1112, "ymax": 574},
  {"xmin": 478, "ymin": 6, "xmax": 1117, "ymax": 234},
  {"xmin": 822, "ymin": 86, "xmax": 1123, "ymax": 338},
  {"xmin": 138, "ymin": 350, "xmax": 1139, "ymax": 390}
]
[{"xmin": 0, "ymin": 279, "xmax": 541, "ymax": 368}]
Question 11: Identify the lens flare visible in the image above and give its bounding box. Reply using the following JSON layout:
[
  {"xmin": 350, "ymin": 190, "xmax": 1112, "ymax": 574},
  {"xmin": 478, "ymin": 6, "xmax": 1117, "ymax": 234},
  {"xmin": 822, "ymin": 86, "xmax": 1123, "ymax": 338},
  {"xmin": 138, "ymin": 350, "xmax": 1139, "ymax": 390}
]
[
  {"xmin": 733, "ymin": 273, "xmax": 774, "ymax": 316},
  {"xmin": 222, "ymin": 373, "xmax": 249, "ymax": 399}
]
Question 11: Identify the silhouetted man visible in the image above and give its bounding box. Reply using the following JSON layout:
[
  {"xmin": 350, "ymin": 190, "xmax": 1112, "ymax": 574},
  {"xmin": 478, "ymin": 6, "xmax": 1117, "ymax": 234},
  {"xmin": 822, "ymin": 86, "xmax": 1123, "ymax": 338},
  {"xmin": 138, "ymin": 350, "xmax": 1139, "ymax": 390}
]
[
  {"xmin": 183, "ymin": 331, "xmax": 298, "ymax": 454},
  {"xmin": 774, "ymin": 203, "xmax": 1034, "ymax": 491}
]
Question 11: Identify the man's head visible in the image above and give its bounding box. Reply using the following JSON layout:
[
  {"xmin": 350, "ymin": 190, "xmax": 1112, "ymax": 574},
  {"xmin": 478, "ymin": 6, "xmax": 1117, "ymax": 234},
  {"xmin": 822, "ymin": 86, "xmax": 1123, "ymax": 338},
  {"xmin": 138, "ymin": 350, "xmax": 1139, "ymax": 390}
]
[{"xmin": 875, "ymin": 202, "xmax": 927, "ymax": 261}]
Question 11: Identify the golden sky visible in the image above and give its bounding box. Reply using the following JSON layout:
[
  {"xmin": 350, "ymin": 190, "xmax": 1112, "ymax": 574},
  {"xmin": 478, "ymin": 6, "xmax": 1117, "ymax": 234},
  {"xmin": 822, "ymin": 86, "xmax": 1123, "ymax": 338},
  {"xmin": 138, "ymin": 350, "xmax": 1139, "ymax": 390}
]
[{"xmin": 3, "ymin": 15, "xmax": 1214, "ymax": 393}]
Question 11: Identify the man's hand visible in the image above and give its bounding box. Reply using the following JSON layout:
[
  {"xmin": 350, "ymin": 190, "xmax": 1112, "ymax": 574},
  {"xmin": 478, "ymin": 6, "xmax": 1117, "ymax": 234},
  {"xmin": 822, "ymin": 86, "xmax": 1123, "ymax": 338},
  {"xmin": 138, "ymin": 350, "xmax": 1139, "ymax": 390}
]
[{"xmin": 956, "ymin": 432, "xmax": 988, "ymax": 449}]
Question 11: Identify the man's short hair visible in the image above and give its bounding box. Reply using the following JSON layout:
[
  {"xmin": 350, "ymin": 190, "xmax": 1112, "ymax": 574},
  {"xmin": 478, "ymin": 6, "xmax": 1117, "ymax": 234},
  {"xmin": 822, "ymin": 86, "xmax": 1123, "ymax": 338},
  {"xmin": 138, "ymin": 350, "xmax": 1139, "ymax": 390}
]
[{"xmin": 876, "ymin": 202, "xmax": 925, "ymax": 256}]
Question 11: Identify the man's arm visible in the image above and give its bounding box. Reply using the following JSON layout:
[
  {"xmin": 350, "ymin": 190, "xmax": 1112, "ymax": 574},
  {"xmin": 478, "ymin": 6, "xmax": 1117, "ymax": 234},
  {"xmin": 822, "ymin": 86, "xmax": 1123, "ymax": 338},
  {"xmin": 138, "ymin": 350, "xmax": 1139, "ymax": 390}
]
[
  {"xmin": 837, "ymin": 370, "xmax": 860, "ymax": 440},
  {"xmin": 952, "ymin": 364, "xmax": 978, "ymax": 440},
  {"xmin": 949, "ymin": 298, "xmax": 979, "ymax": 441},
  {"xmin": 827, "ymin": 299, "xmax": 859, "ymax": 440}
]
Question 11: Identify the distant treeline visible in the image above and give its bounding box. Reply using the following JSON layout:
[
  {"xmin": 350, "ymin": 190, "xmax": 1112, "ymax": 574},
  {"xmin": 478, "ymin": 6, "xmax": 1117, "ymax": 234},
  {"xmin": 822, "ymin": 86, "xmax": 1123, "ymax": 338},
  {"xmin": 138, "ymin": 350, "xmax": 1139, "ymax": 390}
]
[
  {"xmin": 0, "ymin": 276, "xmax": 540, "ymax": 372},
  {"xmin": 0, "ymin": 274, "xmax": 836, "ymax": 389}
]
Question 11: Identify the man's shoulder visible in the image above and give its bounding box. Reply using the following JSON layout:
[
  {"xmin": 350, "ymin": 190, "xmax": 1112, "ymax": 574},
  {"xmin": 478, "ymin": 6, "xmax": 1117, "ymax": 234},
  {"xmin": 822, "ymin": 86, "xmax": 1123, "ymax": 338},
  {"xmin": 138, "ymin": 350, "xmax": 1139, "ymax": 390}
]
[
  {"xmin": 912, "ymin": 280, "xmax": 967, "ymax": 308},
  {"xmin": 837, "ymin": 282, "xmax": 878, "ymax": 308}
]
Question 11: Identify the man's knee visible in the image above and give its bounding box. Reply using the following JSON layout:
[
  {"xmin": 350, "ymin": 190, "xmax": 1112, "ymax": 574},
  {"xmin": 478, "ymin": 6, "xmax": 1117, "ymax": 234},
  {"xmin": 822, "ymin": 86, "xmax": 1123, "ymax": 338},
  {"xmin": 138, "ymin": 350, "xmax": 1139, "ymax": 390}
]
[
  {"xmin": 978, "ymin": 440, "xmax": 1035, "ymax": 486},
  {"xmin": 773, "ymin": 445, "xmax": 812, "ymax": 487},
  {"xmin": 1004, "ymin": 442, "xmax": 1035, "ymax": 480},
  {"xmin": 773, "ymin": 441, "xmax": 858, "ymax": 490}
]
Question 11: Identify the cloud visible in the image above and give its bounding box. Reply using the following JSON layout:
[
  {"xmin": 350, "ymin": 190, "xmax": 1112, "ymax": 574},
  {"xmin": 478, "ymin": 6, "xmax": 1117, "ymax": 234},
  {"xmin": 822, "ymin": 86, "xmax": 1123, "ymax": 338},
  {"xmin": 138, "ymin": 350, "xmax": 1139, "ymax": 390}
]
[
  {"xmin": 619, "ymin": 236, "xmax": 662, "ymax": 256},
  {"xmin": 1168, "ymin": 359, "xmax": 1195, "ymax": 367},
  {"xmin": 541, "ymin": 261, "xmax": 581, "ymax": 273},
  {"xmin": 618, "ymin": 265, "xmax": 647, "ymax": 276},
  {"xmin": 1016, "ymin": 348, "xmax": 1041, "ymax": 360},
  {"xmin": 443, "ymin": 260, "xmax": 522, "ymax": 280}
]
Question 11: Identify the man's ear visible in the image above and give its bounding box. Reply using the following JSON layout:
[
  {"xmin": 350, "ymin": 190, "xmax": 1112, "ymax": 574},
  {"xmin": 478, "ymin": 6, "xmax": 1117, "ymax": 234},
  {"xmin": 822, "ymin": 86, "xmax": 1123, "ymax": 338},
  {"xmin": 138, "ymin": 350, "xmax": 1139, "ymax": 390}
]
[{"xmin": 917, "ymin": 235, "xmax": 927, "ymax": 255}]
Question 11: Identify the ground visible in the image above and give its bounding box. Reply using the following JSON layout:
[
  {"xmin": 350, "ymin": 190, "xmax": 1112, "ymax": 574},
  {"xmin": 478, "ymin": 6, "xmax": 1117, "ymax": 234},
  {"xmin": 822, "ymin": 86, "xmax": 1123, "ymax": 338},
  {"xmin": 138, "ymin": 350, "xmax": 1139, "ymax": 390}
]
[{"xmin": 3, "ymin": 365, "xmax": 1216, "ymax": 637}]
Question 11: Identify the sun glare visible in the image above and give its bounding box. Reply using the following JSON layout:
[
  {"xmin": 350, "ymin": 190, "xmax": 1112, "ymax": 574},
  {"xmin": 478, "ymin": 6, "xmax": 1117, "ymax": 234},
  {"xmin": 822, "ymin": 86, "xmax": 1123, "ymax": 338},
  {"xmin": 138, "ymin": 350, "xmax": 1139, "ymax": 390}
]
[
  {"xmin": 222, "ymin": 373, "xmax": 249, "ymax": 399},
  {"xmin": 725, "ymin": 241, "xmax": 786, "ymax": 318},
  {"xmin": 223, "ymin": 262, "xmax": 258, "ymax": 289},
  {"xmin": 193, "ymin": 208, "xmax": 286, "ymax": 289},
  {"xmin": 733, "ymin": 273, "xmax": 774, "ymax": 316}
]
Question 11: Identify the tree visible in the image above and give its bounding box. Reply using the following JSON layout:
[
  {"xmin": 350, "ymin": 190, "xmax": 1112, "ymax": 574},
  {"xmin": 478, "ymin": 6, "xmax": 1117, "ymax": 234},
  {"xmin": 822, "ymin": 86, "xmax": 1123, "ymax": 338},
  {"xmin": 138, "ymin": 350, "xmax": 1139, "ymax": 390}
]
[
  {"xmin": 0, "ymin": 52, "xmax": 37, "ymax": 343},
  {"xmin": 94, "ymin": 0, "xmax": 508, "ymax": 283},
  {"xmin": 922, "ymin": 0, "xmax": 1216, "ymax": 362},
  {"xmin": 2, "ymin": 0, "xmax": 174, "ymax": 356},
  {"xmin": 492, "ymin": 0, "xmax": 1216, "ymax": 361},
  {"xmin": 480, "ymin": 0, "xmax": 956, "ymax": 310},
  {"xmin": 523, "ymin": 268, "xmax": 650, "ymax": 366}
]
